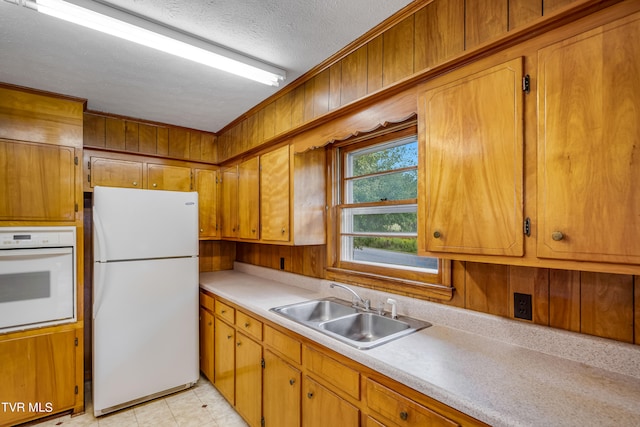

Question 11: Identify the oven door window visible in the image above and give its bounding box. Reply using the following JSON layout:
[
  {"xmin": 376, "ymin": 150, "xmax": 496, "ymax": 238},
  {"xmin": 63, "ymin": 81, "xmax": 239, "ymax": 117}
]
[{"xmin": 0, "ymin": 247, "xmax": 75, "ymax": 331}]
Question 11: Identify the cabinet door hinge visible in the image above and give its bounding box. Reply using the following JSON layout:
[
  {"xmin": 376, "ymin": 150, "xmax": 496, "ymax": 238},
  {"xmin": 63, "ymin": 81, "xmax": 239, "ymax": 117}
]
[
  {"xmin": 75, "ymin": 337, "xmax": 78, "ymax": 346},
  {"xmin": 261, "ymin": 416, "xmax": 265, "ymax": 427},
  {"xmin": 74, "ymin": 156, "xmax": 79, "ymax": 166},
  {"xmin": 88, "ymin": 174, "xmax": 91, "ymax": 183},
  {"xmin": 75, "ymin": 385, "xmax": 79, "ymax": 395},
  {"xmin": 75, "ymin": 203, "xmax": 79, "ymax": 213},
  {"xmin": 522, "ymin": 75, "xmax": 530, "ymax": 94},
  {"xmin": 261, "ymin": 358, "xmax": 265, "ymax": 369},
  {"xmin": 524, "ymin": 217, "xmax": 531, "ymax": 237}
]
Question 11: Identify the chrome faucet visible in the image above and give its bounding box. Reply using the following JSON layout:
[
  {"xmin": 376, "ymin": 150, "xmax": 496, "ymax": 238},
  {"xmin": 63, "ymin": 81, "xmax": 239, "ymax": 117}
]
[{"xmin": 329, "ymin": 283, "xmax": 370, "ymax": 311}]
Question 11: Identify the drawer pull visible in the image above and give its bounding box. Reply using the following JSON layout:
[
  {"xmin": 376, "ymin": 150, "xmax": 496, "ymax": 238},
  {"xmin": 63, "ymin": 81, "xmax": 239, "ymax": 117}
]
[{"xmin": 400, "ymin": 411, "xmax": 408, "ymax": 421}]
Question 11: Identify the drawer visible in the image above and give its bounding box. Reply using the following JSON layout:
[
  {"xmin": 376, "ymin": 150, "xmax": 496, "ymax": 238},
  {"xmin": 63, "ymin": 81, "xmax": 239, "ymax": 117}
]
[
  {"xmin": 303, "ymin": 345, "xmax": 360, "ymax": 400},
  {"xmin": 199, "ymin": 291, "xmax": 214, "ymax": 312},
  {"xmin": 366, "ymin": 378, "xmax": 459, "ymax": 427},
  {"xmin": 264, "ymin": 325, "xmax": 301, "ymax": 364},
  {"xmin": 236, "ymin": 310, "xmax": 263, "ymax": 341},
  {"xmin": 215, "ymin": 300, "xmax": 235, "ymax": 324}
]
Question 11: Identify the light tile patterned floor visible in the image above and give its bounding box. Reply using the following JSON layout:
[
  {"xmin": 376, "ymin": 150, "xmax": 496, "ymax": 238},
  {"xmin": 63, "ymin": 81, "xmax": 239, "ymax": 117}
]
[{"xmin": 31, "ymin": 376, "xmax": 247, "ymax": 427}]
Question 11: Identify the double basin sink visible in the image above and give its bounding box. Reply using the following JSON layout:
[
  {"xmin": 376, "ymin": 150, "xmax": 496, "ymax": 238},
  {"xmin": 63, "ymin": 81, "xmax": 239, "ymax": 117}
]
[{"xmin": 270, "ymin": 297, "xmax": 431, "ymax": 349}]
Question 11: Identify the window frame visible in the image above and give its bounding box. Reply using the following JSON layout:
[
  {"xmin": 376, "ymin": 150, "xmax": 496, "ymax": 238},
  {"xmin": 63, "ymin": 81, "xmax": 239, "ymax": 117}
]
[{"xmin": 326, "ymin": 122, "xmax": 453, "ymax": 301}]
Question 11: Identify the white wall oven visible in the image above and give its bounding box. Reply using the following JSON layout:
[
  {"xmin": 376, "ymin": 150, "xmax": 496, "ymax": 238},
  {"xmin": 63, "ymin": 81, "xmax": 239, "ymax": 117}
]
[{"xmin": 0, "ymin": 227, "xmax": 76, "ymax": 333}]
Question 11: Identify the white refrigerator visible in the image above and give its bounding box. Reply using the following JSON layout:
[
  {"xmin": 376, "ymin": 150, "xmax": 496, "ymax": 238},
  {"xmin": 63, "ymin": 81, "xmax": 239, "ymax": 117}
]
[{"xmin": 92, "ymin": 186, "xmax": 199, "ymax": 416}]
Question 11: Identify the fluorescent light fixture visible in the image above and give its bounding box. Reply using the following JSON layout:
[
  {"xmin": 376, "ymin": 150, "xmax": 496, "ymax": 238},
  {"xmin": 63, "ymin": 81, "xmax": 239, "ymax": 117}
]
[{"xmin": 8, "ymin": 0, "xmax": 286, "ymax": 86}]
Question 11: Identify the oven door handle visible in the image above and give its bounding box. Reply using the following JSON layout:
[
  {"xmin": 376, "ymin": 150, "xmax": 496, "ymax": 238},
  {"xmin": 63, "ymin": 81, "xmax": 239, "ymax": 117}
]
[{"xmin": 0, "ymin": 247, "xmax": 73, "ymax": 259}]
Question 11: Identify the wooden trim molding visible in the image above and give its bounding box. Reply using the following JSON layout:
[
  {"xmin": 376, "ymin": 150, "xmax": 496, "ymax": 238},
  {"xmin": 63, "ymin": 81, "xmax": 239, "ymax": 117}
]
[{"xmin": 292, "ymin": 87, "xmax": 417, "ymax": 153}]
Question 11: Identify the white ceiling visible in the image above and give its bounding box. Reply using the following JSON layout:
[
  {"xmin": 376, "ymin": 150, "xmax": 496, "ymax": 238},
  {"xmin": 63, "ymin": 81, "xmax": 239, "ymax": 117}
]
[{"xmin": 0, "ymin": 0, "xmax": 414, "ymax": 133}]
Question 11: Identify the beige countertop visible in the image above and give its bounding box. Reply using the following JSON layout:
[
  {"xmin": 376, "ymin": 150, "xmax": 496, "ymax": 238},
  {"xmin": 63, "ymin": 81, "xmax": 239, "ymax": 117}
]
[{"xmin": 200, "ymin": 263, "xmax": 640, "ymax": 427}]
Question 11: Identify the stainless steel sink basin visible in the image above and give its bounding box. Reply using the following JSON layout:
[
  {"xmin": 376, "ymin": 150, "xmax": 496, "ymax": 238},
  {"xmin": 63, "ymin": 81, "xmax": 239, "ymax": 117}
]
[
  {"xmin": 270, "ymin": 298, "xmax": 431, "ymax": 349},
  {"xmin": 319, "ymin": 312, "xmax": 410, "ymax": 342},
  {"xmin": 272, "ymin": 298, "xmax": 359, "ymax": 322}
]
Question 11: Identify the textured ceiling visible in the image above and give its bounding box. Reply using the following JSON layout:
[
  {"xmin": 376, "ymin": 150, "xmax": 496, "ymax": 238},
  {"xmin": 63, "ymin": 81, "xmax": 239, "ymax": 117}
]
[{"xmin": 0, "ymin": 0, "xmax": 414, "ymax": 132}]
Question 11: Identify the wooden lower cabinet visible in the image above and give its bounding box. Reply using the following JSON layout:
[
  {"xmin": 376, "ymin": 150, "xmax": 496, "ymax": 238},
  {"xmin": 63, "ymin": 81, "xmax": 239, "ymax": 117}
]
[
  {"xmin": 263, "ymin": 349, "xmax": 301, "ymax": 427},
  {"xmin": 0, "ymin": 329, "xmax": 78, "ymax": 427},
  {"xmin": 235, "ymin": 332, "xmax": 262, "ymax": 427},
  {"xmin": 203, "ymin": 294, "xmax": 485, "ymax": 427},
  {"xmin": 365, "ymin": 378, "xmax": 459, "ymax": 427},
  {"xmin": 214, "ymin": 318, "xmax": 235, "ymax": 404},
  {"xmin": 302, "ymin": 376, "xmax": 360, "ymax": 427},
  {"xmin": 199, "ymin": 307, "xmax": 214, "ymax": 381}
]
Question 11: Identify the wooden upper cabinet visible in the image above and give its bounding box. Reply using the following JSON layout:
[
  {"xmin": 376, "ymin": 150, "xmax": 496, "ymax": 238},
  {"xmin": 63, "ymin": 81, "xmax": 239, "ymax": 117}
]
[
  {"xmin": 147, "ymin": 163, "xmax": 191, "ymax": 191},
  {"xmin": 195, "ymin": 168, "xmax": 218, "ymax": 239},
  {"xmin": 0, "ymin": 139, "xmax": 77, "ymax": 221},
  {"xmin": 89, "ymin": 157, "xmax": 143, "ymax": 189},
  {"xmin": 238, "ymin": 157, "xmax": 260, "ymax": 240},
  {"xmin": 261, "ymin": 145, "xmax": 291, "ymax": 242},
  {"xmin": 419, "ymin": 57, "xmax": 524, "ymax": 256},
  {"xmin": 221, "ymin": 165, "xmax": 239, "ymax": 238},
  {"xmin": 537, "ymin": 13, "xmax": 640, "ymax": 264}
]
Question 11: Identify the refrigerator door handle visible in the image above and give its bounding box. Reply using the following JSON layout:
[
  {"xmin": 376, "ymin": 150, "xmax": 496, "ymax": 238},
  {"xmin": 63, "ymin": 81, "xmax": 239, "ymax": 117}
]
[
  {"xmin": 93, "ymin": 209, "xmax": 108, "ymax": 262},
  {"xmin": 93, "ymin": 262, "xmax": 107, "ymax": 319}
]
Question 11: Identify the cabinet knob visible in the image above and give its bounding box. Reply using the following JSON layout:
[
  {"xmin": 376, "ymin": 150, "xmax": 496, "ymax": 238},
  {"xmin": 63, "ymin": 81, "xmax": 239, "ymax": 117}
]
[
  {"xmin": 433, "ymin": 231, "xmax": 442, "ymax": 239},
  {"xmin": 307, "ymin": 392, "xmax": 314, "ymax": 399},
  {"xmin": 132, "ymin": 181, "xmax": 138, "ymax": 186},
  {"xmin": 281, "ymin": 228, "xmax": 286, "ymax": 234},
  {"xmin": 289, "ymin": 379, "xmax": 295, "ymax": 385},
  {"xmin": 208, "ymin": 321, "xmax": 212, "ymax": 326},
  {"xmin": 200, "ymin": 228, "xmax": 204, "ymax": 233},
  {"xmin": 236, "ymin": 342, "xmax": 241, "ymax": 347},
  {"xmin": 244, "ymin": 322, "xmax": 250, "ymax": 328},
  {"xmin": 227, "ymin": 335, "xmax": 232, "ymax": 339},
  {"xmin": 400, "ymin": 411, "xmax": 408, "ymax": 421},
  {"xmin": 152, "ymin": 183, "xmax": 157, "ymax": 187},
  {"xmin": 551, "ymin": 231, "xmax": 564, "ymax": 241},
  {"xmin": 221, "ymin": 310, "xmax": 226, "ymax": 314}
]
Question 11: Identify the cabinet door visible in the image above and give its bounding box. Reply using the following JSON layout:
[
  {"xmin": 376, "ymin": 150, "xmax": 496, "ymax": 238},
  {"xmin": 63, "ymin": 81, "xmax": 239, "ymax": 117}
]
[
  {"xmin": 260, "ymin": 145, "xmax": 291, "ymax": 242},
  {"xmin": 199, "ymin": 307, "xmax": 214, "ymax": 382},
  {"xmin": 214, "ymin": 318, "xmax": 235, "ymax": 404},
  {"xmin": 537, "ymin": 13, "xmax": 640, "ymax": 263},
  {"xmin": 195, "ymin": 169, "xmax": 218, "ymax": 239},
  {"xmin": 147, "ymin": 163, "xmax": 191, "ymax": 191},
  {"xmin": 302, "ymin": 376, "xmax": 360, "ymax": 427},
  {"xmin": 235, "ymin": 333, "xmax": 262, "ymax": 427},
  {"xmin": 90, "ymin": 156, "xmax": 143, "ymax": 189},
  {"xmin": 221, "ymin": 165, "xmax": 238, "ymax": 238},
  {"xmin": 0, "ymin": 140, "xmax": 76, "ymax": 221},
  {"xmin": 0, "ymin": 330, "xmax": 76, "ymax": 426},
  {"xmin": 420, "ymin": 57, "xmax": 524, "ymax": 256},
  {"xmin": 263, "ymin": 350, "xmax": 300, "ymax": 427},
  {"xmin": 238, "ymin": 157, "xmax": 260, "ymax": 240}
]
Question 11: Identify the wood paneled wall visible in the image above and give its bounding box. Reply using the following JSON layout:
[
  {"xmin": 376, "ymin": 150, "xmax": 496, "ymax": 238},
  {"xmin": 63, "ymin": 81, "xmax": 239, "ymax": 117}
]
[
  {"xmin": 236, "ymin": 243, "xmax": 639, "ymax": 346},
  {"xmin": 84, "ymin": 112, "xmax": 217, "ymax": 163},
  {"xmin": 217, "ymin": 0, "xmax": 582, "ymax": 162}
]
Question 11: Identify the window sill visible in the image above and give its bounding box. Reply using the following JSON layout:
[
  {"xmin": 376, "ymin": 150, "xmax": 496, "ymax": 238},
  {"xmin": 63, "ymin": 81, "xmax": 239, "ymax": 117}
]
[{"xmin": 325, "ymin": 267, "xmax": 454, "ymax": 302}]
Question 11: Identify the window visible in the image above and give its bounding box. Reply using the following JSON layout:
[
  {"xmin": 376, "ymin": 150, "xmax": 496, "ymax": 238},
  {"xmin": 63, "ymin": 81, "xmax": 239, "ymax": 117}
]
[{"xmin": 327, "ymin": 123, "xmax": 451, "ymax": 300}]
